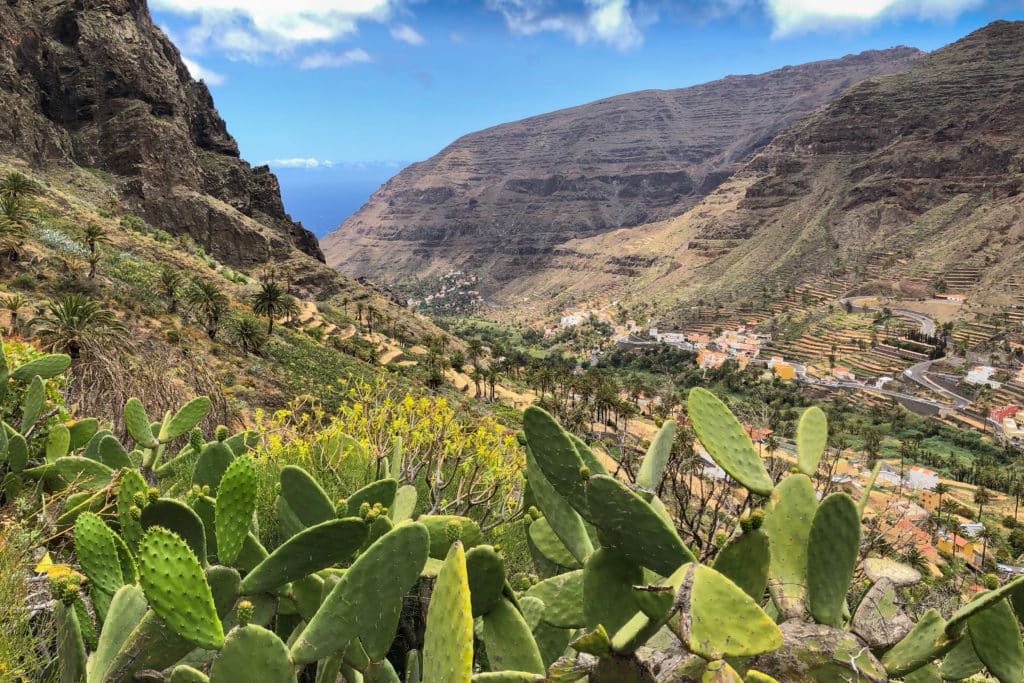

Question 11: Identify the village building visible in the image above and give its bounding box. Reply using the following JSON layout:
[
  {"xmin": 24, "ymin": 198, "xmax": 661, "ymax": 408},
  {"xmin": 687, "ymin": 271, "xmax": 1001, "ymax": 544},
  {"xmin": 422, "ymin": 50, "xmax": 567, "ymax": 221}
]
[
  {"xmin": 904, "ymin": 465, "xmax": 939, "ymax": 491},
  {"xmin": 966, "ymin": 365, "xmax": 1000, "ymax": 387},
  {"xmin": 832, "ymin": 366, "xmax": 856, "ymax": 381}
]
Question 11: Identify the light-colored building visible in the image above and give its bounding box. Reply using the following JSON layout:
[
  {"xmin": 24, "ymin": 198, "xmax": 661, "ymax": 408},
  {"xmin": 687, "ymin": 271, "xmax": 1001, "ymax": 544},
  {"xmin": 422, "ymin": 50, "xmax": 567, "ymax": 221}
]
[
  {"xmin": 774, "ymin": 362, "xmax": 796, "ymax": 381},
  {"xmin": 905, "ymin": 466, "xmax": 939, "ymax": 491},
  {"xmin": 966, "ymin": 366, "xmax": 999, "ymax": 387},
  {"xmin": 832, "ymin": 366, "xmax": 856, "ymax": 381}
]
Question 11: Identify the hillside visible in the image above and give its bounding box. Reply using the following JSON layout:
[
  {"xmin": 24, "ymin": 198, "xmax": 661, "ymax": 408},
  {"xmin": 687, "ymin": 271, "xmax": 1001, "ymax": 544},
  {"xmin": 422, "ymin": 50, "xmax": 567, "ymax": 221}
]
[
  {"xmin": 0, "ymin": 0, "xmax": 322, "ymax": 275},
  {"xmin": 475, "ymin": 20, "xmax": 1024, "ymax": 320},
  {"xmin": 0, "ymin": 0, "xmax": 459, "ymax": 430},
  {"xmin": 322, "ymin": 47, "xmax": 923, "ymax": 292}
]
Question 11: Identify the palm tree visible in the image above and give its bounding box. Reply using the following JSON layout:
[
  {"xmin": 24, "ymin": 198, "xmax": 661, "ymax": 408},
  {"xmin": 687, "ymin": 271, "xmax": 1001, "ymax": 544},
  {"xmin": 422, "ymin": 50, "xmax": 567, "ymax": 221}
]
[
  {"xmin": 0, "ymin": 172, "xmax": 37, "ymax": 200},
  {"xmin": 30, "ymin": 294, "xmax": 125, "ymax": 359},
  {"xmin": 226, "ymin": 314, "xmax": 267, "ymax": 355},
  {"xmin": 974, "ymin": 486, "xmax": 994, "ymax": 520},
  {"xmin": 977, "ymin": 526, "xmax": 996, "ymax": 570},
  {"xmin": 0, "ymin": 196, "xmax": 32, "ymax": 253},
  {"xmin": 158, "ymin": 266, "xmax": 182, "ymax": 314},
  {"xmin": 975, "ymin": 385, "xmax": 994, "ymax": 434},
  {"xmin": 81, "ymin": 223, "xmax": 110, "ymax": 280},
  {"xmin": 184, "ymin": 279, "xmax": 229, "ymax": 339},
  {"xmin": 251, "ymin": 279, "xmax": 288, "ymax": 334},
  {"xmin": 3, "ymin": 293, "xmax": 27, "ymax": 334}
]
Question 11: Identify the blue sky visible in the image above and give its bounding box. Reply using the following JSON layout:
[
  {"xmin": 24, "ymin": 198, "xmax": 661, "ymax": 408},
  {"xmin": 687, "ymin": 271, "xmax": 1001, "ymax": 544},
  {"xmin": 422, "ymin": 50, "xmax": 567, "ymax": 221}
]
[{"xmin": 150, "ymin": 0, "xmax": 1024, "ymax": 236}]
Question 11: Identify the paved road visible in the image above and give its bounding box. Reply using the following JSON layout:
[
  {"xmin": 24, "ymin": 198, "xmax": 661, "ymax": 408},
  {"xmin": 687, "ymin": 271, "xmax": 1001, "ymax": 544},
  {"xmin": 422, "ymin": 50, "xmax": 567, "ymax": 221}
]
[{"xmin": 904, "ymin": 360, "xmax": 972, "ymax": 408}]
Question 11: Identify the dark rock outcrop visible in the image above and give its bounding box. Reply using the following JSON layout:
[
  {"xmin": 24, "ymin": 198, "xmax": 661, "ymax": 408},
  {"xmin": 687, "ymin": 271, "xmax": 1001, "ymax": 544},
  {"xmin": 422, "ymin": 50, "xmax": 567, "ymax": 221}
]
[
  {"xmin": 322, "ymin": 47, "xmax": 923, "ymax": 289},
  {"xmin": 0, "ymin": 0, "xmax": 324, "ymax": 268}
]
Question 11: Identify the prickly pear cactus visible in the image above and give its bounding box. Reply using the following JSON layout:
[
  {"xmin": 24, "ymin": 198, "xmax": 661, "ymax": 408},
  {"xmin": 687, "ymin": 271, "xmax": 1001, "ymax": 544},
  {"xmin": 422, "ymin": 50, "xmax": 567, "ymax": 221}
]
[
  {"xmin": 423, "ymin": 541, "xmax": 475, "ymax": 682},
  {"xmin": 687, "ymin": 387, "xmax": 772, "ymax": 496},
  {"xmin": 210, "ymin": 625, "xmax": 293, "ymax": 683},
  {"xmin": 214, "ymin": 454, "xmax": 257, "ymax": 565},
  {"xmin": 137, "ymin": 526, "xmax": 224, "ymax": 650}
]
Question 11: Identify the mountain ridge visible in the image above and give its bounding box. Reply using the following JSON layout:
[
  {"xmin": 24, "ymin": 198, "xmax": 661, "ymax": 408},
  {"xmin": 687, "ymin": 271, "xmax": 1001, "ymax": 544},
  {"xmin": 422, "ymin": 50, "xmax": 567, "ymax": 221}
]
[
  {"xmin": 322, "ymin": 46, "xmax": 924, "ymax": 291},
  {"xmin": 0, "ymin": 0, "xmax": 324, "ymax": 273}
]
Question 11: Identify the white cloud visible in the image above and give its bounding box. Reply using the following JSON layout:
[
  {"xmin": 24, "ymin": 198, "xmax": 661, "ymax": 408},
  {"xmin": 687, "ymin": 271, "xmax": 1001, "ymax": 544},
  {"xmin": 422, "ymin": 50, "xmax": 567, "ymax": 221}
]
[
  {"xmin": 762, "ymin": 0, "xmax": 984, "ymax": 36},
  {"xmin": 390, "ymin": 23, "xmax": 426, "ymax": 45},
  {"xmin": 299, "ymin": 48, "xmax": 373, "ymax": 68},
  {"xmin": 263, "ymin": 157, "xmax": 337, "ymax": 168},
  {"xmin": 181, "ymin": 56, "xmax": 226, "ymax": 85},
  {"xmin": 488, "ymin": 0, "xmax": 645, "ymax": 51},
  {"xmin": 151, "ymin": 0, "xmax": 396, "ymax": 59}
]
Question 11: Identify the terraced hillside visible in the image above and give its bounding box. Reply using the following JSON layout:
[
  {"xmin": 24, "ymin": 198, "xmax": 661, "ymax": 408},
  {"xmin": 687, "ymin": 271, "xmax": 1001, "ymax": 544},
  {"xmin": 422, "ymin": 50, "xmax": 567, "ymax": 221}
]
[{"xmin": 475, "ymin": 21, "xmax": 1024, "ymax": 318}]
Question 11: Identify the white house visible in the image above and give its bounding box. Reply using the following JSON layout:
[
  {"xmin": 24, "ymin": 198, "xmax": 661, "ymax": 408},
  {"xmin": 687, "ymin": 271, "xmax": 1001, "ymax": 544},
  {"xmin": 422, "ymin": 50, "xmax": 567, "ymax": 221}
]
[
  {"xmin": 966, "ymin": 366, "xmax": 1000, "ymax": 388},
  {"xmin": 904, "ymin": 466, "xmax": 939, "ymax": 491}
]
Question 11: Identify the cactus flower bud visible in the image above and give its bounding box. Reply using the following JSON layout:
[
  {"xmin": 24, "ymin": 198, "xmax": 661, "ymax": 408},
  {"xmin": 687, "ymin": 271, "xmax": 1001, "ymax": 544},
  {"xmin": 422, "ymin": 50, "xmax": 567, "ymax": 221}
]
[
  {"xmin": 358, "ymin": 501, "xmax": 372, "ymax": 520},
  {"xmin": 147, "ymin": 487, "xmax": 160, "ymax": 504},
  {"xmin": 215, "ymin": 425, "xmax": 229, "ymax": 442},
  {"xmin": 236, "ymin": 599, "xmax": 254, "ymax": 626},
  {"xmin": 445, "ymin": 519, "xmax": 463, "ymax": 543},
  {"xmin": 579, "ymin": 465, "xmax": 591, "ymax": 480},
  {"xmin": 188, "ymin": 428, "xmax": 204, "ymax": 453}
]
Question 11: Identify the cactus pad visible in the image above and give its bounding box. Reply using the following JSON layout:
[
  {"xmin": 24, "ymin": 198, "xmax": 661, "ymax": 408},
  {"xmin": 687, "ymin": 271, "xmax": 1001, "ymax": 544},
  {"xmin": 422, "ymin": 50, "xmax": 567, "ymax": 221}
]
[
  {"xmin": 568, "ymin": 433, "xmax": 609, "ymax": 478},
  {"xmin": 585, "ymin": 474, "xmax": 694, "ymax": 576},
  {"xmin": 46, "ymin": 423, "xmax": 70, "ymax": 462},
  {"xmin": 6, "ymin": 433, "xmax": 28, "ymax": 472},
  {"xmin": 940, "ymin": 637, "xmax": 984, "ymax": 681},
  {"xmin": 763, "ymin": 472, "xmax": 817, "ymax": 619},
  {"xmin": 142, "ymin": 498, "xmax": 208, "ymax": 566},
  {"xmin": 863, "ymin": 557, "xmax": 922, "ymax": 587},
  {"xmin": 86, "ymin": 584, "xmax": 148, "ymax": 683},
  {"xmin": 137, "ymin": 526, "xmax": 224, "ymax": 650},
  {"xmin": 806, "ymin": 492, "xmax": 859, "ymax": 626},
  {"xmin": 74, "ymin": 512, "xmax": 124, "ymax": 595},
  {"xmin": 422, "ymin": 541, "xmax": 475, "ymax": 683},
  {"xmin": 702, "ymin": 660, "xmax": 743, "ymax": 682},
  {"xmin": 636, "ymin": 419, "xmax": 675, "ymax": 491},
  {"xmin": 291, "ymin": 523, "xmax": 429, "ymax": 664},
  {"xmin": 161, "ymin": 397, "xmax": 212, "ymax": 441},
  {"xmin": 966, "ymin": 595, "xmax": 1024, "ymax": 683},
  {"xmin": 523, "ymin": 407, "xmax": 591, "ymax": 518},
  {"xmin": 525, "ymin": 446, "xmax": 593, "ymax": 565},
  {"xmin": 525, "ymin": 570, "xmax": 585, "ymax": 629},
  {"xmin": 881, "ymin": 609, "xmax": 956, "ymax": 677},
  {"xmin": 528, "ymin": 517, "xmax": 581, "ymax": 568},
  {"xmin": 98, "ymin": 435, "xmax": 133, "ymax": 469},
  {"xmin": 466, "ymin": 545, "xmax": 506, "ymax": 617},
  {"xmin": 390, "ymin": 485, "xmax": 418, "ymax": 522},
  {"xmin": 124, "ymin": 398, "xmax": 157, "ymax": 448},
  {"xmin": 67, "ymin": 418, "xmax": 99, "ymax": 451},
  {"xmin": 346, "ymin": 478, "xmax": 398, "ymax": 516},
  {"xmin": 55, "ymin": 456, "xmax": 114, "ymax": 489},
  {"xmin": 279, "ymin": 465, "xmax": 336, "ymax": 526},
  {"xmin": 215, "ymin": 454, "xmax": 257, "ymax": 566},
  {"xmin": 20, "ymin": 375, "xmax": 45, "ymax": 433},
  {"xmin": 12, "ymin": 353, "xmax": 71, "ymax": 381},
  {"xmin": 241, "ymin": 518, "xmax": 368, "ymax": 594},
  {"xmin": 795, "ymin": 406, "xmax": 828, "ymax": 476},
  {"xmin": 420, "ymin": 515, "xmax": 483, "ymax": 559},
  {"xmin": 192, "ymin": 442, "xmax": 235, "ymax": 496},
  {"xmin": 583, "ymin": 547, "xmax": 644, "ymax": 634},
  {"xmin": 168, "ymin": 666, "xmax": 211, "ymax": 683},
  {"xmin": 481, "ymin": 597, "xmax": 546, "ymax": 675},
  {"xmin": 712, "ymin": 528, "xmax": 769, "ymax": 602},
  {"xmin": 55, "ymin": 600, "xmax": 87, "ymax": 683},
  {"xmin": 210, "ymin": 625, "xmax": 293, "ymax": 682},
  {"xmin": 687, "ymin": 387, "xmax": 772, "ymax": 496},
  {"xmin": 681, "ymin": 564, "xmax": 782, "ymax": 659}
]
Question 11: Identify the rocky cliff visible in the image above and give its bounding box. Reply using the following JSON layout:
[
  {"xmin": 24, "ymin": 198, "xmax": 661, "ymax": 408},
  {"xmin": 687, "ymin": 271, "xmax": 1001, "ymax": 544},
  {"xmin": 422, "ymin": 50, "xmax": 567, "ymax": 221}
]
[
  {"xmin": 492, "ymin": 20, "xmax": 1024, "ymax": 317},
  {"xmin": 0, "ymin": 0, "xmax": 324, "ymax": 268},
  {"xmin": 322, "ymin": 47, "xmax": 923, "ymax": 290}
]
